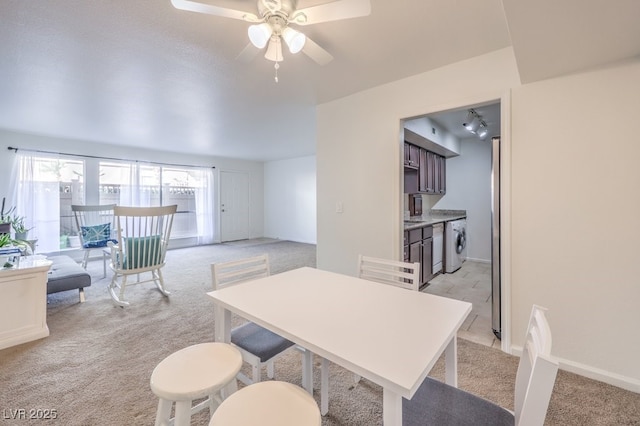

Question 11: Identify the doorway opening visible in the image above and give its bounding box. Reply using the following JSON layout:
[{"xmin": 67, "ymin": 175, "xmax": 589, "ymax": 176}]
[{"xmin": 401, "ymin": 99, "xmax": 506, "ymax": 350}]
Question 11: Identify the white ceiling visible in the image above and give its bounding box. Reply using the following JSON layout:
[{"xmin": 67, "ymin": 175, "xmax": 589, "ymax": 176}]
[
  {"xmin": 1, "ymin": 0, "xmax": 639, "ymax": 161},
  {"xmin": 428, "ymin": 102, "xmax": 501, "ymax": 143}
]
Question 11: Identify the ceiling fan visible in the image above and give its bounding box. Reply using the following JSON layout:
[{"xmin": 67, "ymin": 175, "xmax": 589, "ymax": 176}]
[{"xmin": 171, "ymin": 0, "xmax": 371, "ymax": 80}]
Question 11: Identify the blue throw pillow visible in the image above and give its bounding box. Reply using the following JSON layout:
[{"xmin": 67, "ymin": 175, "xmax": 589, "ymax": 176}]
[{"xmin": 81, "ymin": 223, "xmax": 118, "ymax": 248}]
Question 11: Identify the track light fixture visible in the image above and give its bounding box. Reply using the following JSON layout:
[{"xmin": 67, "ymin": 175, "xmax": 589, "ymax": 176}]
[
  {"xmin": 476, "ymin": 123, "xmax": 489, "ymax": 139},
  {"xmin": 463, "ymin": 109, "xmax": 489, "ymax": 140},
  {"xmin": 463, "ymin": 110, "xmax": 480, "ymax": 133}
]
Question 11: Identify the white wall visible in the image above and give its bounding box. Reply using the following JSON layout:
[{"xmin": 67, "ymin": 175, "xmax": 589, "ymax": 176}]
[
  {"xmin": 0, "ymin": 129, "xmax": 265, "ymax": 241},
  {"xmin": 404, "ymin": 116, "xmax": 461, "ymax": 155},
  {"xmin": 510, "ymin": 61, "xmax": 640, "ymax": 387},
  {"xmin": 317, "ymin": 47, "xmax": 640, "ymax": 391},
  {"xmin": 264, "ymin": 156, "xmax": 317, "ymax": 244},
  {"xmin": 434, "ymin": 137, "xmax": 493, "ymax": 262},
  {"xmin": 317, "ymin": 48, "xmax": 518, "ymax": 274}
]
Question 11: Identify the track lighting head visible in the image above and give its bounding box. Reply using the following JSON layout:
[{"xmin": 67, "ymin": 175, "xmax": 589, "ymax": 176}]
[
  {"xmin": 463, "ymin": 110, "xmax": 480, "ymax": 133},
  {"xmin": 463, "ymin": 109, "xmax": 489, "ymax": 140},
  {"xmin": 476, "ymin": 123, "xmax": 489, "ymax": 139}
]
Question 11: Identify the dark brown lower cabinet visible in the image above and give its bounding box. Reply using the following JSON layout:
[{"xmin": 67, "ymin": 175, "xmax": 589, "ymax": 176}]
[
  {"xmin": 421, "ymin": 226, "xmax": 433, "ymax": 284},
  {"xmin": 408, "ymin": 228, "xmax": 421, "ymax": 273},
  {"xmin": 406, "ymin": 225, "xmax": 434, "ymax": 286},
  {"xmin": 421, "ymin": 236, "xmax": 433, "ymax": 284}
]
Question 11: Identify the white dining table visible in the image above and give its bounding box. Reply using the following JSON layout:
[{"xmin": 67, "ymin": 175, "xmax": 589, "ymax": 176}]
[{"xmin": 207, "ymin": 266, "xmax": 472, "ymax": 425}]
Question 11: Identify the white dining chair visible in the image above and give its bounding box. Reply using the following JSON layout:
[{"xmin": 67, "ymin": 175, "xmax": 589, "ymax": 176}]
[
  {"xmin": 403, "ymin": 305, "xmax": 559, "ymax": 425},
  {"xmin": 358, "ymin": 254, "xmax": 421, "ymax": 291},
  {"xmin": 211, "ymin": 254, "xmax": 299, "ymax": 387},
  {"xmin": 318, "ymin": 255, "xmax": 422, "ymax": 415}
]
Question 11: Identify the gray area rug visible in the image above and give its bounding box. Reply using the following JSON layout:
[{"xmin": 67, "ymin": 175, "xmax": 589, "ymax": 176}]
[{"xmin": 0, "ymin": 240, "xmax": 638, "ymax": 425}]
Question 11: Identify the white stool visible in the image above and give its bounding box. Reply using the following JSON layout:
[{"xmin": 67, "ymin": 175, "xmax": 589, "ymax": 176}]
[
  {"xmin": 150, "ymin": 342, "xmax": 243, "ymax": 426},
  {"xmin": 209, "ymin": 381, "xmax": 320, "ymax": 426}
]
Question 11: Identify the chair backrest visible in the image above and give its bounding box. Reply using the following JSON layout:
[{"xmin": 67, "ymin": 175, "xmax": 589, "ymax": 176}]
[
  {"xmin": 358, "ymin": 254, "xmax": 420, "ymax": 291},
  {"xmin": 211, "ymin": 254, "xmax": 270, "ymax": 290},
  {"xmin": 72, "ymin": 204, "xmax": 117, "ymax": 248},
  {"xmin": 514, "ymin": 305, "xmax": 559, "ymax": 426},
  {"xmin": 112, "ymin": 205, "xmax": 177, "ymax": 272}
]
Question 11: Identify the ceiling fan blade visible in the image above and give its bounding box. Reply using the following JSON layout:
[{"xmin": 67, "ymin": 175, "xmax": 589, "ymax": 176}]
[
  {"xmin": 291, "ymin": 0, "xmax": 371, "ymax": 26},
  {"xmin": 302, "ymin": 37, "xmax": 333, "ymax": 66},
  {"xmin": 171, "ymin": 0, "xmax": 260, "ymax": 22},
  {"xmin": 236, "ymin": 43, "xmax": 260, "ymax": 63}
]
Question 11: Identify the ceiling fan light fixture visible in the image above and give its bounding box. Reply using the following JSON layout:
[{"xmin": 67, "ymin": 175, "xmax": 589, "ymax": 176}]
[
  {"xmin": 282, "ymin": 27, "xmax": 306, "ymax": 54},
  {"xmin": 248, "ymin": 23, "xmax": 273, "ymax": 49},
  {"xmin": 264, "ymin": 36, "xmax": 283, "ymax": 62}
]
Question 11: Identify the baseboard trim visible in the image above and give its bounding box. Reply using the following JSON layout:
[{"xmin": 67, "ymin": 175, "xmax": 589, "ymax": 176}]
[
  {"xmin": 511, "ymin": 345, "xmax": 640, "ymax": 393},
  {"xmin": 465, "ymin": 257, "xmax": 491, "ymax": 264}
]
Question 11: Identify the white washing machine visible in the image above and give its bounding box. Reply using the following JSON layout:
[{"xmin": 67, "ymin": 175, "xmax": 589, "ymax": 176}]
[{"xmin": 445, "ymin": 219, "xmax": 467, "ymax": 273}]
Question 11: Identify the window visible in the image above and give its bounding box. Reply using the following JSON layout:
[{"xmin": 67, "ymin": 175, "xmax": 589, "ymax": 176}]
[
  {"xmin": 11, "ymin": 154, "xmax": 84, "ymax": 252},
  {"xmin": 11, "ymin": 154, "xmax": 216, "ymax": 253},
  {"xmin": 98, "ymin": 162, "xmax": 205, "ymax": 239},
  {"xmin": 99, "ymin": 162, "xmax": 161, "ymax": 207}
]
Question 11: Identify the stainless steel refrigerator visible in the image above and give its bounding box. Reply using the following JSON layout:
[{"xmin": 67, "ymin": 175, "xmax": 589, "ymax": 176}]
[{"xmin": 491, "ymin": 136, "xmax": 501, "ymax": 339}]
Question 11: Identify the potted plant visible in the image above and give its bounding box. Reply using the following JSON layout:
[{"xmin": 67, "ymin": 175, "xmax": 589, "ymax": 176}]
[
  {"xmin": 68, "ymin": 232, "xmax": 81, "ymax": 248},
  {"xmin": 0, "ymin": 197, "xmax": 14, "ymax": 235},
  {"xmin": 0, "ymin": 233, "xmax": 12, "ymax": 248},
  {"xmin": 11, "ymin": 215, "xmax": 33, "ymax": 240},
  {"xmin": 0, "ymin": 232, "xmax": 23, "ymax": 268},
  {"xmin": 60, "ymin": 234, "xmax": 69, "ymax": 249}
]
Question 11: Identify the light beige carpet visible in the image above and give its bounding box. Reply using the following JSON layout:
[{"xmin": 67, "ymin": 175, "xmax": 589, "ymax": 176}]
[{"xmin": 0, "ymin": 241, "xmax": 638, "ymax": 425}]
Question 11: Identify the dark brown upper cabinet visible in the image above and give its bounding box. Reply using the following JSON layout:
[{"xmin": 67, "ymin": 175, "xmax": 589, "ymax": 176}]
[{"xmin": 404, "ymin": 141, "xmax": 446, "ymax": 195}]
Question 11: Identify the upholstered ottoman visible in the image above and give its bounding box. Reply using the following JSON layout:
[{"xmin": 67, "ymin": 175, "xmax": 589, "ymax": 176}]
[{"xmin": 47, "ymin": 255, "xmax": 91, "ymax": 302}]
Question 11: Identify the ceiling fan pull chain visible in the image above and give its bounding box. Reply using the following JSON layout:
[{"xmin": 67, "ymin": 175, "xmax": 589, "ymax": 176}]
[{"xmin": 274, "ymin": 62, "xmax": 280, "ymax": 83}]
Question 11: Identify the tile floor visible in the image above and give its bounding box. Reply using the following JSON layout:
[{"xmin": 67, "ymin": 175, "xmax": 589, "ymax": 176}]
[{"xmin": 422, "ymin": 260, "xmax": 501, "ymax": 348}]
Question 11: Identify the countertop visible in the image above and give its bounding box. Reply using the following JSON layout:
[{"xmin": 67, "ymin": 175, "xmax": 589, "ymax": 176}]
[
  {"xmin": 0, "ymin": 256, "xmax": 52, "ymax": 273},
  {"xmin": 403, "ymin": 210, "xmax": 466, "ymax": 230}
]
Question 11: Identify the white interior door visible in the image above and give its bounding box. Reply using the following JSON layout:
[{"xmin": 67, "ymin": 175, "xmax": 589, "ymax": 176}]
[{"xmin": 220, "ymin": 171, "xmax": 250, "ymax": 242}]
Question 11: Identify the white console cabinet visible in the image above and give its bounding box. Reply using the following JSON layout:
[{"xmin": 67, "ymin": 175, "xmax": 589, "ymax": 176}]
[{"xmin": 0, "ymin": 259, "xmax": 52, "ymax": 350}]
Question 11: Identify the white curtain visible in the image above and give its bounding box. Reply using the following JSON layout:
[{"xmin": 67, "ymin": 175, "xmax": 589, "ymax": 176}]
[
  {"xmin": 9, "ymin": 153, "xmax": 61, "ymax": 253},
  {"xmin": 119, "ymin": 162, "xmax": 143, "ymax": 207},
  {"xmin": 195, "ymin": 168, "xmax": 216, "ymax": 245},
  {"xmin": 7, "ymin": 154, "xmax": 216, "ymax": 251},
  {"xmin": 120, "ymin": 162, "xmax": 156, "ymax": 207}
]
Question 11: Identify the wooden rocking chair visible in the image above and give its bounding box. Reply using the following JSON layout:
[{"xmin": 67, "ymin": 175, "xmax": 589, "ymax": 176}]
[{"xmin": 108, "ymin": 205, "xmax": 177, "ymax": 307}]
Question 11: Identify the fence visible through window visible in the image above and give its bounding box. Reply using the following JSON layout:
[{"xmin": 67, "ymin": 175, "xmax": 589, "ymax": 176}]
[
  {"xmin": 59, "ymin": 183, "xmax": 198, "ymax": 248},
  {"xmin": 12, "ymin": 154, "xmax": 212, "ymax": 252}
]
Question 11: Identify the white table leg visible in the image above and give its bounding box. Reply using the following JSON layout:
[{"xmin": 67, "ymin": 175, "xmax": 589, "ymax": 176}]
[
  {"xmin": 382, "ymin": 387, "xmax": 402, "ymax": 425},
  {"xmin": 444, "ymin": 336, "xmax": 458, "ymax": 387},
  {"xmin": 214, "ymin": 307, "xmax": 231, "ymax": 343},
  {"xmin": 302, "ymin": 349, "xmax": 313, "ymax": 394},
  {"xmin": 320, "ymin": 357, "xmax": 329, "ymax": 415}
]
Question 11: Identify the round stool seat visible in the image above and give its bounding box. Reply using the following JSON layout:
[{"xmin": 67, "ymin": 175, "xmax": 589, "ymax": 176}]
[
  {"xmin": 151, "ymin": 343, "xmax": 243, "ymax": 426},
  {"xmin": 209, "ymin": 381, "xmax": 320, "ymax": 426},
  {"xmin": 151, "ymin": 342, "xmax": 243, "ymax": 400}
]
